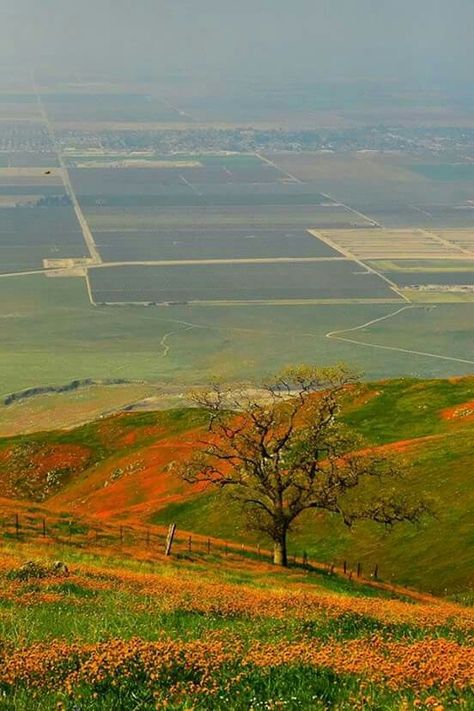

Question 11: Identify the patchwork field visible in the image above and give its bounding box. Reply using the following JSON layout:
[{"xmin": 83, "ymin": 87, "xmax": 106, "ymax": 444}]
[
  {"xmin": 0, "ymin": 88, "xmax": 473, "ymax": 393},
  {"xmin": 270, "ymin": 152, "xmax": 474, "ymax": 229}
]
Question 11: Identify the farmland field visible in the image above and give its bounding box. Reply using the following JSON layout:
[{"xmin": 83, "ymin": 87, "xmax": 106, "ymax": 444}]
[
  {"xmin": 89, "ymin": 261, "xmax": 397, "ymax": 304},
  {"xmin": 270, "ymin": 153, "xmax": 474, "ymax": 228},
  {"xmin": 0, "ymin": 205, "xmax": 88, "ymax": 273},
  {"xmin": 95, "ymin": 228, "xmax": 340, "ymax": 262},
  {"xmin": 0, "ymin": 87, "xmax": 473, "ymax": 394},
  {"xmin": 85, "ymin": 204, "xmax": 365, "ymax": 230},
  {"xmin": 384, "ymin": 271, "xmax": 474, "ymax": 286},
  {"xmin": 313, "ymin": 228, "xmax": 474, "ymax": 260}
]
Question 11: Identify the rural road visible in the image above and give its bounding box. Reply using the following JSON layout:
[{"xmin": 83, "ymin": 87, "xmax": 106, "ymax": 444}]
[
  {"xmin": 32, "ymin": 76, "xmax": 102, "ymax": 265},
  {"xmin": 326, "ymin": 305, "xmax": 474, "ymax": 366}
]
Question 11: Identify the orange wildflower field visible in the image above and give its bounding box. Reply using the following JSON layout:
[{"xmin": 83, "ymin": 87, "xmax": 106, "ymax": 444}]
[{"xmin": 0, "ymin": 539, "xmax": 472, "ymax": 710}]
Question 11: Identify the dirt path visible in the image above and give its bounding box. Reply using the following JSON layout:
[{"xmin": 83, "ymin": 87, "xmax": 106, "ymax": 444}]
[{"xmin": 326, "ymin": 304, "xmax": 474, "ymax": 366}]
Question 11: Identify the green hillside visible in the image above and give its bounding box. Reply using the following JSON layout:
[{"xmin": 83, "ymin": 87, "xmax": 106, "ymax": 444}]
[{"xmin": 0, "ymin": 376, "xmax": 473, "ymax": 597}]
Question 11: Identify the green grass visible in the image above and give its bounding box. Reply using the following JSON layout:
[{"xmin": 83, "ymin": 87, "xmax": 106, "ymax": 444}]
[
  {"xmin": 7, "ymin": 669, "xmax": 468, "ymax": 711},
  {"xmin": 153, "ymin": 422, "xmax": 474, "ymax": 595},
  {"xmin": 1, "ymin": 375, "xmax": 473, "ymax": 594},
  {"xmin": 150, "ymin": 379, "xmax": 474, "ymax": 595},
  {"xmin": 0, "ymin": 540, "xmax": 472, "ymax": 710},
  {"xmin": 343, "ymin": 378, "xmax": 474, "ymax": 443},
  {"xmin": 0, "ymin": 274, "xmax": 473, "ymax": 403}
]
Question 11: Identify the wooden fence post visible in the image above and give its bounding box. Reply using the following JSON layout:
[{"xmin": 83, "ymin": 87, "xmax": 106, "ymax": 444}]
[
  {"xmin": 343, "ymin": 560, "xmax": 347, "ymax": 575},
  {"xmin": 165, "ymin": 523, "xmax": 177, "ymax": 556},
  {"xmin": 357, "ymin": 562, "xmax": 361, "ymax": 578}
]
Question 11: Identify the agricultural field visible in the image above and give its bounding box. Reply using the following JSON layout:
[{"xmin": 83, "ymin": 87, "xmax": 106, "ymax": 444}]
[
  {"xmin": 88, "ymin": 262, "xmax": 397, "ymax": 304},
  {"xmin": 271, "ymin": 152, "xmax": 474, "ymax": 229},
  {"xmin": 0, "ymin": 85, "xmax": 473, "ymax": 394},
  {"xmin": 0, "ymin": 205, "xmax": 87, "ymax": 273},
  {"xmin": 94, "ymin": 228, "xmax": 340, "ymax": 263},
  {"xmin": 312, "ymin": 228, "xmax": 471, "ymax": 260}
]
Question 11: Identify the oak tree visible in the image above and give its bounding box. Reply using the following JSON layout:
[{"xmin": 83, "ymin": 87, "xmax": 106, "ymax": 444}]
[{"xmin": 181, "ymin": 365, "xmax": 429, "ymax": 566}]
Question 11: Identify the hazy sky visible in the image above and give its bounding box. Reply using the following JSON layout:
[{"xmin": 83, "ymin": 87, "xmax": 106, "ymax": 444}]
[{"xmin": 2, "ymin": 0, "xmax": 473, "ymax": 85}]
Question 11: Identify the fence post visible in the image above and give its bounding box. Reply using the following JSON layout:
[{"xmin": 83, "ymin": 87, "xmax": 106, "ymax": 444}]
[
  {"xmin": 357, "ymin": 562, "xmax": 361, "ymax": 578},
  {"xmin": 15, "ymin": 513, "xmax": 19, "ymax": 539},
  {"xmin": 165, "ymin": 523, "xmax": 177, "ymax": 556},
  {"xmin": 343, "ymin": 560, "xmax": 347, "ymax": 575},
  {"xmin": 373, "ymin": 564, "xmax": 379, "ymax": 580}
]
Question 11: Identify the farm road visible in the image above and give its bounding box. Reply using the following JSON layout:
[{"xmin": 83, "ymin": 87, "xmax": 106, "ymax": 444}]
[
  {"xmin": 32, "ymin": 76, "xmax": 102, "ymax": 265},
  {"xmin": 326, "ymin": 305, "xmax": 474, "ymax": 366}
]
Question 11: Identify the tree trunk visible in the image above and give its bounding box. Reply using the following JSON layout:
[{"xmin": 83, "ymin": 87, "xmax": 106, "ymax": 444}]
[{"xmin": 273, "ymin": 535, "xmax": 288, "ymax": 566}]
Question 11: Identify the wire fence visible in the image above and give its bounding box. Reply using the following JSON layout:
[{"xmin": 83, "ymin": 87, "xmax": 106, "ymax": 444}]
[{"xmin": 0, "ymin": 510, "xmax": 382, "ymax": 584}]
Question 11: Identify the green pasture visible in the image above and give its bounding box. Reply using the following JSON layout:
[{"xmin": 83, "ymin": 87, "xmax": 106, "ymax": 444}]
[{"xmin": 0, "ymin": 274, "xmax": 473, "ymax": 401}]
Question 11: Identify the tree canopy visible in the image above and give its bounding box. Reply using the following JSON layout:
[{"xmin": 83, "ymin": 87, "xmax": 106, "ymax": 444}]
[{"xmin": 179, "ymin": 365, "xmax": 430, "ymax": 566}]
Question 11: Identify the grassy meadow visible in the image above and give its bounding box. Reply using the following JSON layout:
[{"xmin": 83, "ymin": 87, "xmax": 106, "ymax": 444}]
[
  {"xmin": 0, "ymin": 274, "xmax": 473, "ymax": 405},
  {"xmin": 0, "ymin": 535, "xmax": 472, "ymax": 710}
]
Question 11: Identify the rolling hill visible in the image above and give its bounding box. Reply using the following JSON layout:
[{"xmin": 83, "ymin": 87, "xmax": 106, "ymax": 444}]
[{"xmin": 0, "ymin": 376, "xmax": 472, "ymax": 596}]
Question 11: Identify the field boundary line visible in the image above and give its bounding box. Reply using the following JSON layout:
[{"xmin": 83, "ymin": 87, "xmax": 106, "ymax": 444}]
[
  {"xmin": 255, "ymin": 152, "xmax": 303, "ymax": 183},
  {"xmin": 319, "ymin": 192, "xmax": 381, "ymax": 228},
  {"xmin": 0, "ymin": 269, "xmax": 50, "ymax": 279},
  {"xmin": 420, "ymin": 228, "xmax": 474, "ymax": 257},
  {"xmin": 326, "ymin": 305, "xmax": 474, "ymax": 366},
  {"xmin": 32, "ymin": 74, "xmax": 102, "ymax": 265},
  {"xmin": 92, "ymin": 257, "xmax": 349, "ymax": 268},
  {"xmin": 308, "ymin": 230, "xmax": 410, "ymax": 303},
  {"xmin": 84, "ymin": 270, "xmax": 97, "ymax": 306},
  {"xmin": 95, "ymin": 298, "xmax": 403, "ymax": 306}
]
